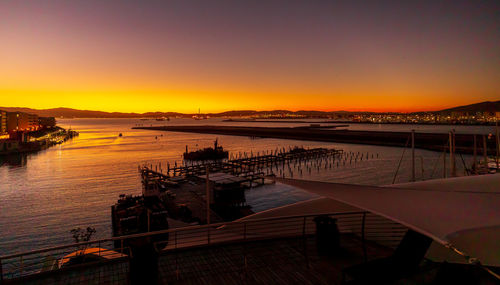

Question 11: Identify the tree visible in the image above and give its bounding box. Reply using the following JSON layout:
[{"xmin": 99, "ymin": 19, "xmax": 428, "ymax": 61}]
[{"xmin": 70, "ymin": 227, "xmax": 96, "ymax": 249}]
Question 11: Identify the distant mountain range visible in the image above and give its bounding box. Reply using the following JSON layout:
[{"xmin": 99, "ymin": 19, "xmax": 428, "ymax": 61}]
[
  {"xmin": 0, "ymin": 107, "xmax": 185, "ymax": 118},
  {"xmin": 436, "ymin": 101, "xmax": 500, "ymax": 114},
  {"xmin": 1, "ymin": 100, "xmax": 499, "ymax": 118}
]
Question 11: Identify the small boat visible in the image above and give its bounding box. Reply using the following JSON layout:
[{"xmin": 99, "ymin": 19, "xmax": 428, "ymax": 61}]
[
  {"xmin": 192, "ymin": 108, "xmax": 208, "ymax": 120},
  {"xmin": 183, "ymin": 139, "xmax": 228, "ymax": 161},
  {"xmin": 41, "ymin": 247, "xmax": 128, "ymax": 272},
  {"xmin": 486, "ymin": 158, "xmax": 499, "ymax": 173},
  {"xmin": 59, "ymin": 248, "xmax": 128, "ymax": 269},
  {"xmin": 473, "ymin": 157, "xmax": 499, "ymax": 174}
]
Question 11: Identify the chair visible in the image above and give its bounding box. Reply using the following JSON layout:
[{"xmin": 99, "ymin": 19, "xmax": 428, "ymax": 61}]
[{"xmin": 342, "ymin": 229, "xmax": 433, "ymax": 284}]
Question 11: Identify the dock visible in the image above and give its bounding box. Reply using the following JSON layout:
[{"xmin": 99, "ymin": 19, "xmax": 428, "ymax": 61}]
[
  {"xmin": 144, "ymin": 147, "xmax": 342, "ymax": 178},
  {"xmin": 138, "ymin": 147, "xmax": 344, "ymax": 223}
]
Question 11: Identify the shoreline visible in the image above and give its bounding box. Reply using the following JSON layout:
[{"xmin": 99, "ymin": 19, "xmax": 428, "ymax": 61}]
[
  {"xmin": 222, "ymin": 119, "xmax": 498, "ymax": 126},
  {"xmin": 57, "ymin": 117, "xmax": 498, "ymax": 126},
  {"xmin": 0, "ymin": 127, "xmax": 79, "ymax": 156}
]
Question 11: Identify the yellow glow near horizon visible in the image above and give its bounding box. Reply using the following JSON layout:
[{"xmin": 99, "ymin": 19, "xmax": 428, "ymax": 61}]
[{"xmin": 1, "ymin": 87, "xmax": 492, "ymax": 113}]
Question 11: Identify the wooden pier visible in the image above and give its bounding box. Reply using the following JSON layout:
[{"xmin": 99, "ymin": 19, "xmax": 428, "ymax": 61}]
[
  {"xmin": 142, "ymin": 147, "xmax": 343, "ymax": 179},
  {"xmin": 137, "ymin": 147, "xmax": 344, "ymax": 223}
]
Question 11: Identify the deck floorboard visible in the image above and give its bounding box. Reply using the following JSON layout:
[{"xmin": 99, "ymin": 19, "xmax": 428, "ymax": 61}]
[{"xmin": 158, "ymin": 234, "xmax": 393, "ymax": 285}]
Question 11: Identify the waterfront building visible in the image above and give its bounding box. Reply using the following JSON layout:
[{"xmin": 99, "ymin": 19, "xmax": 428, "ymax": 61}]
[
  {"xmin": 39, "ymin": 116, "xmax": 56, "ymax": 128},
  {"xmin": 0, "ymin": 139, "xmax": 20, "ymax": 153},
  {"xmin": 0, "ymin": 110, "xmax": 7, "ymax": 138},
  {"xmin": 6, "ymin": 112, "xmax": 40, "ymax": 132}
]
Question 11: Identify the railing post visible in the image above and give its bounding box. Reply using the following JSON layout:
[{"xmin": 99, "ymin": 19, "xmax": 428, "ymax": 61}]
[
  {"xmin": 98, "ymin": 241, "xmax": 102, "ymax": 282},
  {"xmin": 243, "ymin": 222, "xmax": 247, "ymax": 241},
  {"xmin": 0, "ymin": 258, "xmax": 3, "ymax": 284},
  {"xmin": 20, "ymin": 256, "xmax": 23, "ymax": 277},
  {"xmin": 207, "ymin": 227, "xmax": 211, "ymax": 245},
  {"xmin": 120, "ymin": 239, "xmax": 124, "ymax": 254},
  {"xmin": 243, "ymin": 222, "xmax": 248, "ymax": 278},
  {"xmin": 362, "ymin": 212, "xmax": 367, "ymax": 263},
  {"xmin": 302, "ymin": 216, "xmax": 306, "ymax": 237},
  {"xmin": 175, "ymin": 231, "xmax": 179, "ymax": 280},
  {"xmin": 303, "ymin": 217, "xmax": 309, "ymax": 268}
]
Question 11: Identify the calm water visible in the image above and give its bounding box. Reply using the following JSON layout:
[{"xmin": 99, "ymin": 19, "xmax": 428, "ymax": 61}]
[{"xmin": 0, "ymin": 118, "xmax": 495, "ymax": 256}]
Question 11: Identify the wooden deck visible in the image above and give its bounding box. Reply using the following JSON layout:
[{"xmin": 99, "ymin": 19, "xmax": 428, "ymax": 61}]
[
  {"xmin": 157, "ymin": 234, "xmax": 393, "ymax": 285},
  {"xmin": 5, "ymin": 233, "xmax": 495, "ymax": 284}
]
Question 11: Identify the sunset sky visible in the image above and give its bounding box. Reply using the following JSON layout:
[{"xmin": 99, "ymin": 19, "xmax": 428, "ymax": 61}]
[{"xmin": 1, "ymin": 0, "xmax": 499, "ymax": 113}]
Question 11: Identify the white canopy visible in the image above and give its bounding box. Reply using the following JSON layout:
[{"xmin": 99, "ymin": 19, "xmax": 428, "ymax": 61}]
[
  {"xmin": 275, "ymin": 174, "xmax": 500, "ymax": 267},
  {"xmin": 387, "ymin": 173, "xmax": 500, "ymax": 193}
]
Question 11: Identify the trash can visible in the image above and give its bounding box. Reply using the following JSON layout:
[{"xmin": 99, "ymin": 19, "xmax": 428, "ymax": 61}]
[{"xmin": 314, "ymin": 215, "xmax": 340, "ymax": 255}]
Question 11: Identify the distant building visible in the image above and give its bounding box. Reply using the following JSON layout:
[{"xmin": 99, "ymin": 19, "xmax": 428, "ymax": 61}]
[
  {"xmin": 0, "ymin": 110, "xmax": 7, "ymax": 133},
  {"xmin": 39, "ymin": 117, "xmax": 56, "ymax": 128},
  {"xmin": 0, "ymin": 110, "xmax": 8, "ymax": 138},
  {"xmin": 6, "ymin": 112, "xmax": 40, "ymax": 132},
  {"xmin": 0, "ymin": 139, "xmax": 20, "ymax": 152}
]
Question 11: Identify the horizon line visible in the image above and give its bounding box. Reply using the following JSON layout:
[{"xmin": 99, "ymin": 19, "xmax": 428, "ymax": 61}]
[
  {"xmin": 5, "ymin": 103, "xmax": 498, "ymax": 115},
  {"xmin": 0, "ymin": 106, "xmax": 450, "ymax": 114}
]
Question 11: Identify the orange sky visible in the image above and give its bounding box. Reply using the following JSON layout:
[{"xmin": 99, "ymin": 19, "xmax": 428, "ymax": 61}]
[
  {"xmin": 1, "ymin": 1, "xmax": 499, "ymax": 113},
  {"xmin": 1, "ymin": 88, "xmax": 493, "ymax": 113}
]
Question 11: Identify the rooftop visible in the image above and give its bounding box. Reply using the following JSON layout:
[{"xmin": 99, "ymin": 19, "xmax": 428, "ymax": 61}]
[{"xmin": 2, "ymin": 175, "xmax": 500, "ymax": 284}]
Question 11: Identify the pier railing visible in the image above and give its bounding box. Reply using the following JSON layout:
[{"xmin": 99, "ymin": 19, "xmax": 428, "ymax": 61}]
[{"xmin": 0, "ymin": 211, "xmax": 407, "ymax": 282}]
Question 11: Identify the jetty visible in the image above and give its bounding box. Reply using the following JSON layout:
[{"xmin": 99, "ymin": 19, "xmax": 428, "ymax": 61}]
[
  {"xmin": 135, "ymin": 147, "xmax": 344, "ymax": 223},
  {"xmin": 183, "ymin": 139, "xmax": 228, "ymax": 161},
  {"xmin": 223, "ymin": 118, "xmax": 349, "ymax": 125},
  {"xmin": 143, "ymin": 146, "xmax": 343, "ymax": 177},
  {"xmin": 133, "ymin": 125, "xmax": 498, "ymax": 154}
]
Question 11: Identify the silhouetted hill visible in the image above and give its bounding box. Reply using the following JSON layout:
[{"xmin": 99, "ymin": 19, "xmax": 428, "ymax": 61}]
[
  {"xmin": 0, "ymin": 107, "xmax": 185, "ymax": 118},
  {"xmin": 1, "ymin": 100, "xmax": 498, "ymax": 118},
  {"xmin": 436, "ymin": 101, "xmax": 500, "ymax": 114}
]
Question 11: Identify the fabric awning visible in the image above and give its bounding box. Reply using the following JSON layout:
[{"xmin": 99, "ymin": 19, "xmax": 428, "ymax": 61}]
[
  {"xmin": 387, "ymin": 173, "xmax": 500, "ymax": 193},
  {"xmin": 275, "ymin": 174, "xmax": 500, "ymax": 266}
]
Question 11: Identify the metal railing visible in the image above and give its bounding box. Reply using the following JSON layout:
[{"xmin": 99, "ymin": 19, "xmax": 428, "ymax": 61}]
[
  {"xmin": 0, "ymin": 211, "xmax": 407, "ymax": 282},
  {"xmin": 153, "ymin": 211, "xmax": 406, "ymax": 253},
  {"xmin": 155, "ymin": 211, "xmax": 407, "ymax": 282},
  {"xmin": 0, "ymin": 239, "xmax": 131, "ymax": 283}
]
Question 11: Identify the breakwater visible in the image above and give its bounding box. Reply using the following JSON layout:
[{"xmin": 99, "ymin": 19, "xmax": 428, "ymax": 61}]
[
  {"xmin": 133, "ymin": 125, "xmax": 498, "ymax": 154},
  {"xmin": 223, "ymin": 119, "xmax": 348, "ymax": 125}
]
